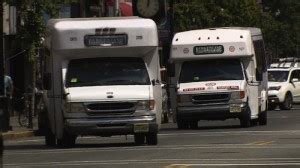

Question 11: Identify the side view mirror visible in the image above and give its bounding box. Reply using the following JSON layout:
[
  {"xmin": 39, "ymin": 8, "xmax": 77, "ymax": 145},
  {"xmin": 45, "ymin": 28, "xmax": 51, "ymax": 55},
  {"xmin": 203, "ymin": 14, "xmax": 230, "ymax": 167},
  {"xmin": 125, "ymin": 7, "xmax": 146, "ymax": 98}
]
[
  {"xmin": 292, "ymin": 78, "xmax": 299, "ymax": 83},
  {"xmin": 43, "ymin": 73, "xmax": 52, "ymax": 90}
]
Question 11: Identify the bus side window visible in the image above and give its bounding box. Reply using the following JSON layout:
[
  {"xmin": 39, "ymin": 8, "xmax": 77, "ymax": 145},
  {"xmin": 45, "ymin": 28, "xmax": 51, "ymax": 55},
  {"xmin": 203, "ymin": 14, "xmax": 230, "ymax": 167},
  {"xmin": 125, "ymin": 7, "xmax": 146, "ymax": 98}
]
[{"xmin": 253, "ymin": 40, "xmax": 267, "ymax": 81}]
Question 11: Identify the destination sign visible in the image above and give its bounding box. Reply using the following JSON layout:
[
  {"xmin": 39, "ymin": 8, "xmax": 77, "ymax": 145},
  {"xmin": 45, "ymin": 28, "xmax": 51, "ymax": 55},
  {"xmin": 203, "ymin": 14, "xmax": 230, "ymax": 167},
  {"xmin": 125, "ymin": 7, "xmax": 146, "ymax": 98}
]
[
  {"xmin": 84, "ymin": 34, "xmax": 128, "ymax": 46},
  {"xmin": 193, "ymin": 45, "xmax": 224, "ymax": 55}
]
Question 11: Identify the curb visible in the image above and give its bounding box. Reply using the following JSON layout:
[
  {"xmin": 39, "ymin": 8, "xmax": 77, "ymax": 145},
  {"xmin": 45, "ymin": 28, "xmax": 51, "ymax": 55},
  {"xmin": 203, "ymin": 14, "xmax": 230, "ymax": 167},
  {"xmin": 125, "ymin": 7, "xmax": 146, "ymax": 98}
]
[{"xmin": 3, "ymin": 131, "xmax": 36, "ymax": 141}]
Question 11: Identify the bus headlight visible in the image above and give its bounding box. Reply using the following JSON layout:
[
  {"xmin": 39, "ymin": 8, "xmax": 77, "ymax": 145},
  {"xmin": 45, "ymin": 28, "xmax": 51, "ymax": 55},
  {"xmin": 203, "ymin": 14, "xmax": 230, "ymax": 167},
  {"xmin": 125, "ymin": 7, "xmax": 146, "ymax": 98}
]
[
  {"xmin": 136, "ymin": 100, "xmax": 155, "ymax": 111},
  {"xmin": 64, "ymin": 102, "xmax": 85, "ymax": 113},
  {"xmin": 231, "ymin": 91, "xmax": 245, "ymax": 100}
]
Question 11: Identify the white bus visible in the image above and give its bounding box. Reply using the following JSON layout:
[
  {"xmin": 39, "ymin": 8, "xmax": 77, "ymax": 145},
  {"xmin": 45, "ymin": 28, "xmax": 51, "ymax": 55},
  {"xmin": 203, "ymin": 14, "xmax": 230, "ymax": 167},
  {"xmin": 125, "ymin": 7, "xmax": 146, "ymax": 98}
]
[
  {"xmin": 41, "ymin": 17, "xmax": 162, "ymax": 147},
  {"xmin": 170, "ymin": 27, "xmax": 268, "ymax": 128}
]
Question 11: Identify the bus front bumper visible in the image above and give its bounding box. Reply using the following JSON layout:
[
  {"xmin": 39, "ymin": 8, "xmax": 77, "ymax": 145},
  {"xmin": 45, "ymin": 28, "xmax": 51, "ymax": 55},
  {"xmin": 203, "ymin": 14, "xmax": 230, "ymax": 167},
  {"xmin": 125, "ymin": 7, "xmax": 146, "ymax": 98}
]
[
  {"xmin": 177, "ymin": 103, "xmax": 248, "ymax": 121},
  {"xmin": 64, "ymin": 115, "xmax": 158, "ymax": 136}
]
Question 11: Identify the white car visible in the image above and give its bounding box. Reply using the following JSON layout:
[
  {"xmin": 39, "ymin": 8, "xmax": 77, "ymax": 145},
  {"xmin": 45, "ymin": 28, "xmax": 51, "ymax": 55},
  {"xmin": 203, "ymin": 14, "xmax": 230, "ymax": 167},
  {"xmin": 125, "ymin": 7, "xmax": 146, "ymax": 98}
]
[{"xmin": 268, "ymin": 68, "xmax": 300, "ymax": 110}]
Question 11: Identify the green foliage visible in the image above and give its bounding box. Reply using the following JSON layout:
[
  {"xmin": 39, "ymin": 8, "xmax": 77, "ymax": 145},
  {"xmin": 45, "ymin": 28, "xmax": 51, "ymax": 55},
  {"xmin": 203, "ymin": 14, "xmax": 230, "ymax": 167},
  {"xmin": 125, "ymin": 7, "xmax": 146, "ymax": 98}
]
[
  {"xmin": 4, "ymin": 0, "xmax": 65, "ymax": 62},
  {"xmin": 174, "ymin": 0, "xmax": 299, "ymax": 58}
]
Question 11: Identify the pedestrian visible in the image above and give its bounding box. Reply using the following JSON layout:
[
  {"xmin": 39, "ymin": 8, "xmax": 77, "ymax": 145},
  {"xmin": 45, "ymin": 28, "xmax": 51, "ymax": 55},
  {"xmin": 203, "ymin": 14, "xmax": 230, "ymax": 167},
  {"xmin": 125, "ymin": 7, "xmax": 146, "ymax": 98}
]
[{"xmin": 4, "ymin": 70, "xmax": 14, "ymax": 117}]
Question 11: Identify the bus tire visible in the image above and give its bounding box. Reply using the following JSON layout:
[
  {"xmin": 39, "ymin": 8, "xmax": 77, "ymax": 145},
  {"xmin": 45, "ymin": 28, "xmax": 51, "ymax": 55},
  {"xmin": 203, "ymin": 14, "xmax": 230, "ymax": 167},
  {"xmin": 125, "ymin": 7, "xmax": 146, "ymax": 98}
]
[
  {"xmin": 189, "ymin": 121, "xmax": 198, "ymax": 129},
  {"xmin": 57, "ymin": 132, "xmax": 76, "ymax": 148},
  {"xmin": 134, "ymin": 134, "xmax": 145, "ymax": 145},
  {"xmin": 45, "ymin": 127, "xmax": 56, "ymax": 147},
  {"xmin": 146, "ymin": 133, "xmax": 158, "ymax": 145},
  {"xmin": 240, "ymin": 107, "xmax": 251, "ymax": 128},
  {"xmin": 268, "ymin": 104, "xmax": 276, "ymax": 110},
  {"xmin": 177, "ymin": 119, "xmax": 189, "ymax": 129},
  {"xmin": 258, "ymin": 111, "xmax": 267, "ymax": 125}
]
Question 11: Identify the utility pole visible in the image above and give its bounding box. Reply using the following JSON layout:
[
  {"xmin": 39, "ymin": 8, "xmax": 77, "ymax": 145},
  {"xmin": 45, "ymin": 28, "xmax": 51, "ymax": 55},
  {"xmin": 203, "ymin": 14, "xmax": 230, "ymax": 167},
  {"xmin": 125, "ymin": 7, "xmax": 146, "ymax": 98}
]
[
  {"xmin": 0, "ymin": 0, "xmax": 5, "ymax": 132},
  {"xmin": 0, "ymin": 1, "xmax": 4, "ymax": 97},
  {"xmin": 114, "ymin": 0, "xmax": 120, "ymax": 16}
]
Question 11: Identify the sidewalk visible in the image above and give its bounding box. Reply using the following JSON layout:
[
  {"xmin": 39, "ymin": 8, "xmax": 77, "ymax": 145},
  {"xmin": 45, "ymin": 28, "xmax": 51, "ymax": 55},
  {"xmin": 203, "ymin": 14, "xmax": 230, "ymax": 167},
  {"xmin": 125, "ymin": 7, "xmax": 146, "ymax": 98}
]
[{"xmin": 2, "ymin": 116, "xmax": 39, "ymax": 141}]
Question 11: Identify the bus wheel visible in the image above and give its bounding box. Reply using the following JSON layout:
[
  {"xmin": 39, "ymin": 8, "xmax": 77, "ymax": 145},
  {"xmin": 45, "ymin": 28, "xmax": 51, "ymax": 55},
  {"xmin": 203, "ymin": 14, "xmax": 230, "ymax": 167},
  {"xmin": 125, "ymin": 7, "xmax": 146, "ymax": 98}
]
[
  {"xmin": 45, "ymin": 127, "xmax": 56, "ymax": 147},
  {"xmin": 189, "ymin": 121, "xmax": 198, "ymax": 129},
  {"xmin": 177, "ymin": 119, "xmax": 189, "ymax": 129},
  {"xmin": 268, "ymin": 104, "xmax": 276, "ymax": 110},
  {"xmin": 146, "ymin": 133, "xmax": 158, "ymax": 145},
  {"xmin": 240, "ymin": 108, "xmax": 251, "ymax": 128},
  {"xmin": 279, "ymin": 93, "xmax": 293, "ymax": 110},
  {"xmin": 57, "ymin": 132, "xmax": 76, "ymax": 148},
  {"xmin": 259, "ymin": 111, "xmax": 267, "ymax": 125},
  {"xmin": 134, "ymin": 134, "xmax": 145, "ymax": 145}
]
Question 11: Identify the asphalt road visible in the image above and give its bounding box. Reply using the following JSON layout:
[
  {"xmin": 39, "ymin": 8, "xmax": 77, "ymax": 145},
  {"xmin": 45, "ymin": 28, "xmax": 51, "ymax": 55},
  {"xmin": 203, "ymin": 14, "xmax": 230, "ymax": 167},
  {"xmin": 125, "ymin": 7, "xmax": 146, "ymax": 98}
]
[{"xmin": 3, "ymin": 105, "xmax": 300, "ymax": 168}]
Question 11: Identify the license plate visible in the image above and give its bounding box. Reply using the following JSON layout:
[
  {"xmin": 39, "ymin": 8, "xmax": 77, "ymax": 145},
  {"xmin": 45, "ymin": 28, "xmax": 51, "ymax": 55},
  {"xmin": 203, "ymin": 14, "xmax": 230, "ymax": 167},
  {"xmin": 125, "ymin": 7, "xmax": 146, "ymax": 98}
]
[
  {"xmin": 230, "ymin": 106, "xmax": 242, "ymax": 113},
  {"xmin": 134, "ymin": 123, "xmax": 149, "ymax": 133}
]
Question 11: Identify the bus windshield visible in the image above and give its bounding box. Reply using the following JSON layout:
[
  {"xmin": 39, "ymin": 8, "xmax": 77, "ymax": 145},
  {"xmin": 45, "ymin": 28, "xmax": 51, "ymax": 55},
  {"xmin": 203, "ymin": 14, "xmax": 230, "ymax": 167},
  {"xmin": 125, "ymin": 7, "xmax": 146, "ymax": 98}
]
[
  {"xmin": 179, "ymin": 59, "xmax": 244, "ymax": 83},
  {"xmin": 66, "ymin": 57, "xmax": 150, "ymax": 87},
  {"xmin": 268, "ymin": 70, "xmax": 289, "ymax": 82}
]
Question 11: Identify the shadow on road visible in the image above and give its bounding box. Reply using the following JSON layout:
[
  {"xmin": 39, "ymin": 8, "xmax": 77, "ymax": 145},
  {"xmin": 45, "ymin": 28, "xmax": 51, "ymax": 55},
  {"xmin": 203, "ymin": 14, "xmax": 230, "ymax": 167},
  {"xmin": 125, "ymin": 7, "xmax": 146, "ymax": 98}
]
[{"xmin": 4, "ymin": 141, "xmax": 142, "ymax": 151}]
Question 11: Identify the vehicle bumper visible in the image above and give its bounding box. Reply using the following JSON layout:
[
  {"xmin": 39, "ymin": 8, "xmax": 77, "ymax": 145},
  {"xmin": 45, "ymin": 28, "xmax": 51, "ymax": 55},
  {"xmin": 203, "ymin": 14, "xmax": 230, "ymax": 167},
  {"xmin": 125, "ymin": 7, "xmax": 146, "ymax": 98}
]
[
  {"xmin": 65, "ymin": 115, "xmax": 158, "ymax": 136},
  {"xmin": 268, "ymin": 90, "xmax": 285, "ymax": 103},
  {"xmin": 268, "ymin": 95, "xmax": 280, "ymax": 104},
  {"xmin": 177, "ymin": 103, "xmax": 248, "ymax": 121}
]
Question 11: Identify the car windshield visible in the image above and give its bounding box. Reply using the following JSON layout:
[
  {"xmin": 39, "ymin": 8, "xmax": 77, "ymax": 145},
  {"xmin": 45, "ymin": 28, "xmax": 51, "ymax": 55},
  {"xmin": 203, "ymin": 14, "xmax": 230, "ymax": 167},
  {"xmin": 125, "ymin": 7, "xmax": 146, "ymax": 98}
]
[
  {"xmin": 66, "ymin": 57, "xmax": 150, "ymax": 87},
  {"xmin": 268, "ymin": 70, "xmax": 289, "ymax": 82},
  {"xmin": 179, "ymin": 59, "xmax": 244, "ymax": 83}
]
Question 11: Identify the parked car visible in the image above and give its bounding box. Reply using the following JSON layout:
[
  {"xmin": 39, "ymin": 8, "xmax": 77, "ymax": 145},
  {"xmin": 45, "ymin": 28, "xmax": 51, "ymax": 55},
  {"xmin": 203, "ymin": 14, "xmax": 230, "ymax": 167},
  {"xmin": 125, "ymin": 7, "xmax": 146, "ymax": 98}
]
[{"xmin": 268, "ymin": 67, "xmax": 300, "ymax": 110}]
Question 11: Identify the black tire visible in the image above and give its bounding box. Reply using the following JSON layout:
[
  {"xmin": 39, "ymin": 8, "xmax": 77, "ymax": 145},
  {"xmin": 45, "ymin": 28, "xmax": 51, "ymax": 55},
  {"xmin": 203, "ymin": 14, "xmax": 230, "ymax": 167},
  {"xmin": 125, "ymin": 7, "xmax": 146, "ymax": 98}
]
[
  {"xmin": 45, "ymin": 127, "xmax": 56, "ymax": 147},
  {"xmin": 162, "ymin": 113, "xmax": 169, "ymax": 123},
  {"xmin": 146, "ymin": 133, "xmax": 158, "ymax": 145},
  {"xmin": 177, "ymin": 119, "xmax": 189, "ymax": 129},
  {"xmin": 268, "ymin": 104, "xmax": 276, "ymax": 111},
  {"xmin": 259, "ymin": 111, "xmax": 267, "ymax": 125},
  {"xmin": 57, "ymin": 132, "xmax": 76, "ymax": 148},
  {"xmin": 134, "ymin": 134, "xmax": 145, "ymax": 145},
  {"xmin": 240, "ymin": 107, "xmax": 251, "ymax": 128},
  {"xmin": 279, "ymin": 93, "xmax": 293, "ymax": 110},
  {"xmin": 250, "ymin": 119, "xmax": 258, "ymax": 126},
  {"xmin": 189, "ymin": 121, "xmax": 198, "ymax": 129}
]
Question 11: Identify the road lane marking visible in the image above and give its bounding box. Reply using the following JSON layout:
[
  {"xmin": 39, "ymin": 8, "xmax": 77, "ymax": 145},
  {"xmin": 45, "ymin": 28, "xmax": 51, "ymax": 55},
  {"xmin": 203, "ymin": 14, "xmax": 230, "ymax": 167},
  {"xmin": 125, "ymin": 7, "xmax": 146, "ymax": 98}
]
[
  {"xmin": 4, "ymin": 143, "xmax": 300, "ymax": 156},
  {"xmin": 165, "ymin": 163, "xmax": 300, "ymax": 167},
  {"xmin": 165, "ymin": 164, "xmax": 190, "ymax": 168},
  {"xmin": 5, "ymin": 130, "xmax": 300, "ymax": 144},
  {"xmin": 248, "ymin": 141, "xmax": 274, "ymax": 145},
  {"xmin": 4, "ymin": 158, "xmax": 300, "ymax": 167}
]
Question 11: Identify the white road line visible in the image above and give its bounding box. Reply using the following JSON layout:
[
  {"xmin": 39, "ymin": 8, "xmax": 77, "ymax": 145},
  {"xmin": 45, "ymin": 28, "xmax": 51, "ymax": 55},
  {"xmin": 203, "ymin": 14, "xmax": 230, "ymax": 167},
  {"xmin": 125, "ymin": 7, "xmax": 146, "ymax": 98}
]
[
  {"xmin": 4, "ymin": 158, "xmax": 300, "ymax": 167},
  {"xmin": 4, "ymin": 143, "xmax": 300, "ymax": 156},
  {"xmin": 5, "ymin": 129, "xmax": 300, "ymax": 144},
  {"xmin": 159, "ymin": 130, "xmax": 300, "ymax": 137}
]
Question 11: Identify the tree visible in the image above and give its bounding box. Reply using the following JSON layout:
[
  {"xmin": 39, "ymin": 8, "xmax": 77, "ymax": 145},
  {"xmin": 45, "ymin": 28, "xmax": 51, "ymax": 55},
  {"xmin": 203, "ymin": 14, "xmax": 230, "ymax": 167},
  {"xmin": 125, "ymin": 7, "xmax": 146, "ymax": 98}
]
[
  {"xmin": 262, "ymin": 0, "xmax": 300, "ymax": 58},
  {"xmin": 5, "ymin": 0, "xmax": 65, "ymax": 128},
  {"xmin": 173, "ymin": 0, "xmax": 298, "ymax": 60}
]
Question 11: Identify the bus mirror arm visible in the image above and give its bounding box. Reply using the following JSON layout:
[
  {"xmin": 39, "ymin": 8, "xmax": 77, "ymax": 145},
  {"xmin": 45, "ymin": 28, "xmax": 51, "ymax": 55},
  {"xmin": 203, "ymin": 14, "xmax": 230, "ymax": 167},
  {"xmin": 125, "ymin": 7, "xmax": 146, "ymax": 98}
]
[
  {"xmin": 151, "ymin": 79, "xmax": 160, "ymax": 86},
  {"xmin": 62, "ymin": 92, "xmax": 70, "ymax": 100}
]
